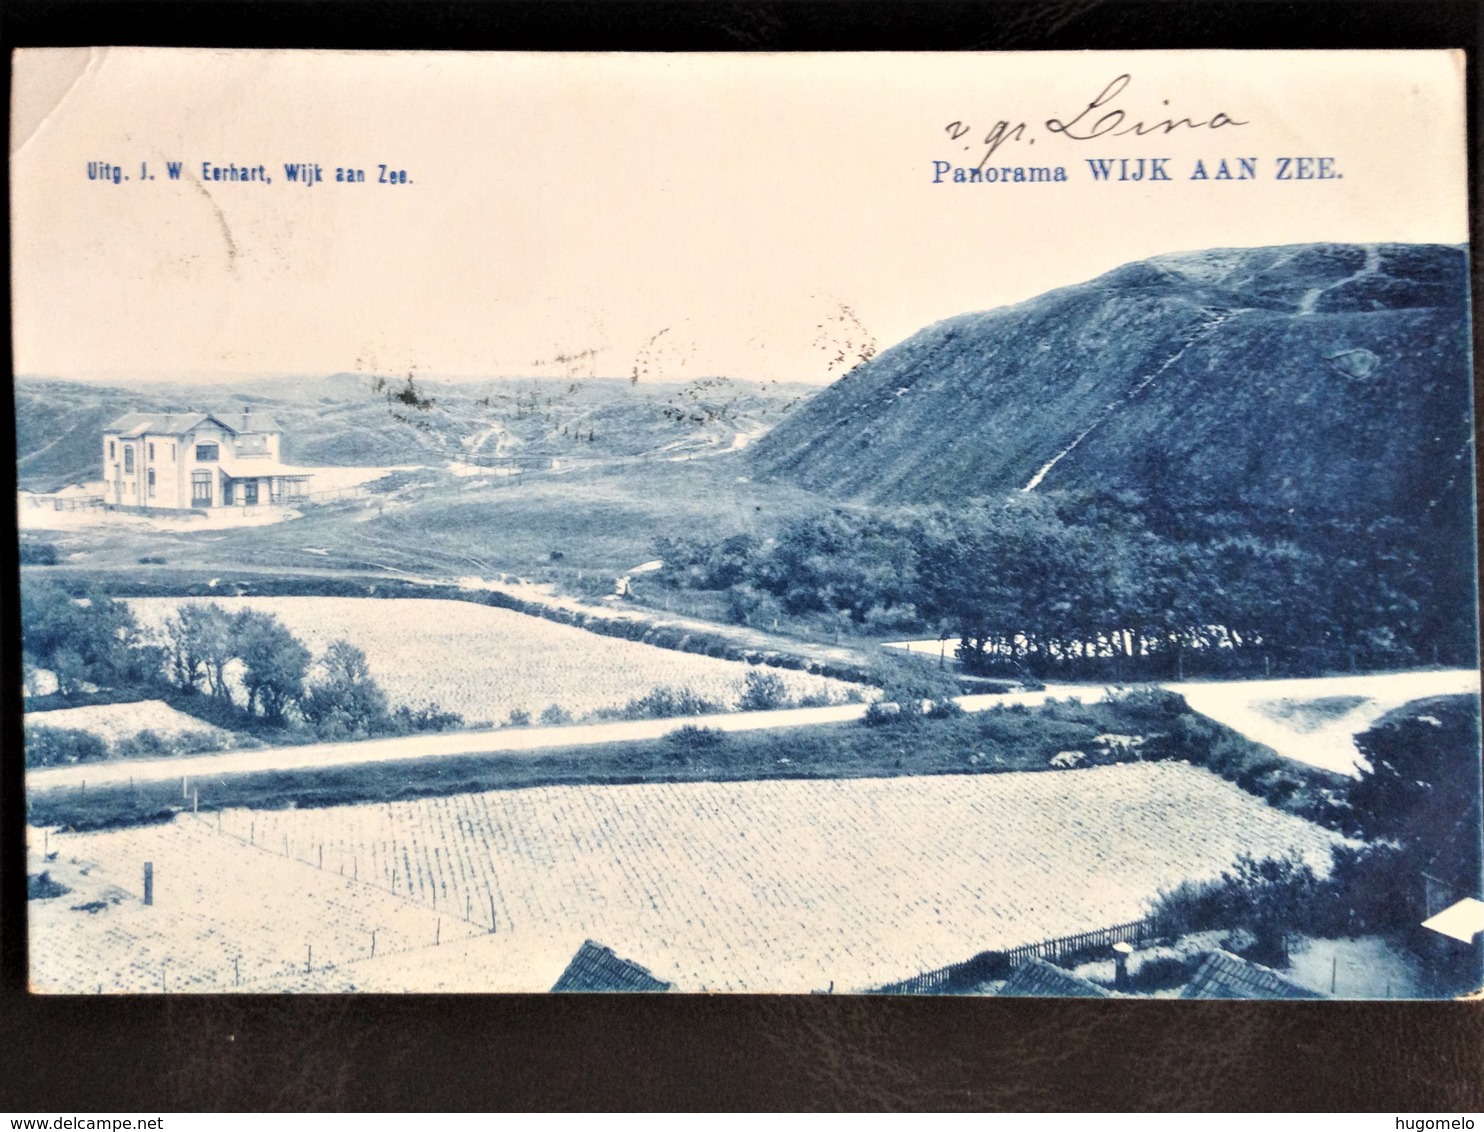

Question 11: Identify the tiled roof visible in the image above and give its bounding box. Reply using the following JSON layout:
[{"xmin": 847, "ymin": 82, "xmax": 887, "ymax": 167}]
[
  {"xmin": 104, "ymin": 410, "xmax": 281, "ymax": 437},
  {"xmin": 1180, "ymin": 950, "xmax": 1325, "ymax": 1000},
  {"xmin": 550, "ymin": 940, "xmax": 672, "ymax": 993},
  {"xmin": 997, "ymin": 957, "xmax": 1112, "ymax": 998}
]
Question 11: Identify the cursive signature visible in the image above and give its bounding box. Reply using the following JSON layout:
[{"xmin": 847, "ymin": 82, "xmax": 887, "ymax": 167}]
[
  {"xmin": 945, "ymin": 74, "xmax": 1248, "ymax": 169},
  {"xmin": 1046, "ymin": 74, "xmax": 1248, "ymax": 139}
]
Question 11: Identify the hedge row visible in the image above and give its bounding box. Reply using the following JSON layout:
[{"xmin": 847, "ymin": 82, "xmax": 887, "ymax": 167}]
[{"xmin": 64, "ymin": 570, "xmax": 882, "ymax": 688}]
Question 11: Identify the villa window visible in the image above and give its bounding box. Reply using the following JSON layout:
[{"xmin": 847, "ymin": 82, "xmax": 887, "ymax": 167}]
[
  {"xmin": 123, "ymin": 446, "xmax": 134, "ymax": 473},
  {"xmin": 147, "ymin": 469, "xmax": 156, "ymax": 498},
  {"xmin": 148, "ymin": 443, "xmax": 155, "ymax": 461},
  {"xmin": 191, "ymin": 470, "xmax": 212, "ymax": 506},
  {"xmin": 243, "ymin": 481, "xmax": 259, "ymax": 505},
  {"xmin": 108, "ymin": 440, "xmax": 115, "ymax": 460},
  {"xmin": 196, "ymin": 443, "xmax": 220, "ymax": 462}
]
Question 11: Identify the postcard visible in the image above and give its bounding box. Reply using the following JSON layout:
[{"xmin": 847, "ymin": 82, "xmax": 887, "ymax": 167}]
[{"xmin": 12, "ymin": 48, "xmax": 1480, "ymax": 998}]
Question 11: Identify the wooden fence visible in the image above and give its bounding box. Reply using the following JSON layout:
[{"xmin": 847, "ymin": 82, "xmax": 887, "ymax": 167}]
[
  {"xmin": 869, "ymin": 915, "xmax": 1170, "ymax": 995},
  {"xmin": 22, "ymin": 493, "xmax": 104, "ymax": 512}
]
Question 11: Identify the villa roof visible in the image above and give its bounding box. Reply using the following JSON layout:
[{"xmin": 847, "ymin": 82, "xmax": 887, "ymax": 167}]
[
  {"xmin": 1180, "ymin": 950, "xmax": 1324, "ymax": 1000},
  {"xmin": 550, "ymin": 940, "xmax": 672, "ymax": 993},
  {"xmin": 104, "ymin": 410, "xmax": 282, "ymax": 437},
  {"xmin": 997, "ymin": 957, "xmax": 1112, "ymax": 998}
]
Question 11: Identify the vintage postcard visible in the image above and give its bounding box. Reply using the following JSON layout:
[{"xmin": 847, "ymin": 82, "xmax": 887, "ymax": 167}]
[{"xmin": 12, "ymin": 48, "xmax": 1480, "ymax": 998}]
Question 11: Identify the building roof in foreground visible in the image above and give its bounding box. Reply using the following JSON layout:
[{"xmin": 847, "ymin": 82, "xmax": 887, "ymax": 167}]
[
  {"xmin": 997, "ymin": 957, "xmax": 1112, "ymax": 998},
  {"xmin": 1181, "ymin": 949, "xmax": 1325, "ymax": 1000},
  {"xmin": 104, "ymin": 410, "xmax": 282, "ymax": 437},
  {"xmin": 550, "ymin": 940, "xmax": 672, "ymax": 993}
]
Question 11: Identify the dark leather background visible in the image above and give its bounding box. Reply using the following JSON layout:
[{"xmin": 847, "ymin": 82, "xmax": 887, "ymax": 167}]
[{"xmin": 3, "ymin": 0, "xmax": 1481, "ymax": 1112}]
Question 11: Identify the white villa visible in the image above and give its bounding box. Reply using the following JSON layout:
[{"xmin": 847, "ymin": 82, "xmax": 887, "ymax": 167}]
[{"xmin": 101, "ymin": 410, "xmax": 311, "ymax": 512}]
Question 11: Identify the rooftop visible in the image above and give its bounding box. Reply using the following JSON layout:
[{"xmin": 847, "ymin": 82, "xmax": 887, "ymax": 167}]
[
  {"xmin": 1181, "ymin": 950, "xmax": 1325, "ymax": 1000},
  {"xmin": 997, "ymin": 957, "xmax": 1112, "ymax": 999},
  {"xmin": 104, "ymin": 410, "xmax": 282, "ymax": 437},
  {"xmin": 550, "ymin": 940, "xmax": 672, "ymax": 993}
]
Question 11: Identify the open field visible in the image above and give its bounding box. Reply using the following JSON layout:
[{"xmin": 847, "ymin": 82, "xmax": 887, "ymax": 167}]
[
  {"xmin": 126, "ymin": 595, "xmax": 865, "ymax": 725},
  {"xmin": 28, "ymin": 761, "xmax": 1343, "ymax": 993},
  {"xmin": 21, "ymin": 441, "xmax": 836, "ymax": 583},
  {"xmin": 25, "ymin": 700, "xmax": 232, "ymax": 748}
]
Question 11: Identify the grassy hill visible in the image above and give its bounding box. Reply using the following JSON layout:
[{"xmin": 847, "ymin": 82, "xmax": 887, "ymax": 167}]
[{"xmin": 749, "ymin": 243, "xmax": 1474, "ymax": 518}]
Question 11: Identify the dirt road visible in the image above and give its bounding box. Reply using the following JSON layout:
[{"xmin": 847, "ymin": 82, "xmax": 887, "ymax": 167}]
[
  {"xmin": 26, "ymin": 670, "xmax": 1477, "ymax": 793},
  {"xmin": 25, "ymin": 684, "xmax": 1111, "ymax": 792}
]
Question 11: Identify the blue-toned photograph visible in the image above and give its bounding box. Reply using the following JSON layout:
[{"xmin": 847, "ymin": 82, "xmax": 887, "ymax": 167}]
[{"xmin": 13, "ymin": 48, "xmax": 1481, "ymax": 997}]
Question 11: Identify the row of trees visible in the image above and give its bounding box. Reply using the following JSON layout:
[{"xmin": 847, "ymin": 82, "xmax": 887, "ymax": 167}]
[
  {"xmin": 21, "ymin": 582, "xmax": 461, "ymax": 741},
  {"xmin": 654, "ymin": 489, "xmax": 1475, "ymax": 680}
]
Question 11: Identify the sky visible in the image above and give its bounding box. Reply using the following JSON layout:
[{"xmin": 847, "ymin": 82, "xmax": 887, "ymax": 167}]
[{"xmin": 10, "ymin": 49, "xmax": 1470, "ymax": 385}]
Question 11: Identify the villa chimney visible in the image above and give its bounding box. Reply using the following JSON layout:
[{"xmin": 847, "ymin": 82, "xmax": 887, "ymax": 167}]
[{"xmin": 1112, "ymin": 941, "xmax": 1133, "ymax": 990}]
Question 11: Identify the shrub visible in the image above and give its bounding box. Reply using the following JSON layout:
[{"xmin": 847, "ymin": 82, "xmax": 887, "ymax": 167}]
[
  {"xmin": 28, "ymin": 871, "xmax": 71, "ymax": 900},
  {"xmin": 1128, "ymin": 954, "xmax": 1195, "ymax": 992},
  {"xmin": 926, "ymin": 698, "xmax": 966, "ymax": 719},
  {"xmin": 539, "ymin": 703, "xmax": 573, "ymax": 726},
  {"xmin": 863, "ymin": 701, "xmax": 904, "ymax": 727},
  {"xmin": 737, "ymin": 669, "xmax": 790, "ymax": 712},
  {"xmin": 24, "ymin": 726, "xmax": 108, "ymax": 767},
  {"xmin": 19, "ymin": 542, "xmax": 58, "ymax": 566},
  {"xmin": 1105, "ymin": 685, "xmax": 1188, "ymax": 721},
  {"xmin": 1149, "ymin": 851, "xmax": 1323, "ymax": 966},
  {"xmin": 664, "ymin": 724, "xmax": 727, "ymax": 764},
  {"xmin": 113, "ymin": 729, "xmax": 170, "ymax": 759},
  {"xmin": 614, "ymin": 686, "xmax": 721, "ymax": 720},
  {"xmin": 392, "ymin": 703, "xmax": 465, "ymax": 733},
  {"xmin": 507, "ymin": 709, "xmax": 532, "ymax": 727}
]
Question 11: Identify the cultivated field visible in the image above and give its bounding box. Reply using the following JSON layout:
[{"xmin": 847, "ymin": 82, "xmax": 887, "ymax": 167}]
[
  {"xmin": 29, "ymin": 762, "xmax": 1343, "ymax": 993},
  {"xmin": 25, "ymin": 700, "xmax": 232, "ymax": 748},
  {"xmin": 126, "ymin": 596, "xmax": 862, "ymax": 724}
]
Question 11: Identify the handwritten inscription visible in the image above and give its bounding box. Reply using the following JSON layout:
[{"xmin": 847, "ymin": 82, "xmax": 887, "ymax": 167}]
[{"xmin": 945, "ymin": 73, "xmax": 1248, "ymax": 170}]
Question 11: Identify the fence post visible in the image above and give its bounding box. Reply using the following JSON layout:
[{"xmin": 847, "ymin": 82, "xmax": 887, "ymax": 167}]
[{"xmin": 143, "ymin": 861, "xmax": 154, "ymax": 906}]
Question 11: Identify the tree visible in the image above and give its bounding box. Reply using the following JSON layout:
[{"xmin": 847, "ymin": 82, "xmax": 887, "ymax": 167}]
[
  {"xmin": 1347, "ymin": 695, "xmax": 1482, "ymax": 896},
  {"xmin": 235, "ymin": 610, "xmax": 310, "ymax": 724},
  {"xmin": 163, "ymin": 602, "xmax": 237, "ymax": 699},
  {"xmin": 301, "ymin": 639, "xmax": 391, "ymax": 737},
  {"xmin": 20, "ymin": 580, "xmax": 147, "ymax": 691}
]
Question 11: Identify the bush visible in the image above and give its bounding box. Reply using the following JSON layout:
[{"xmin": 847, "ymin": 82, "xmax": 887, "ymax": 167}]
[
  {"xmin": 611, "ymin": 685, "xmax": 721, "ymax": 720},
  {"xmin": 926, "ymin": 698, "xmax": 966, "ymax": 719},
  {"xmin": 507, "ymin": 709, "xmax": 531, "ymax": 727},
  {"xmin": 24, "ymin": 726, "xmax": 108, "ymax": 767},
  {"xmin": 1128, "ymin": 953, "xmax": 1196, "ymax": 992},
  {"xmin": 539, "ymin": 703, "xmax": 572, "ymax": 726},
  {"xmin": 112, "ymin": 729, "xmax": 170, "ymax": 759},
  {"xmin": 1149, "ymin": 851, "xmax": 1323, "ymax": 966},
  {"xmin": 1105, "ymin": 685, "xmax": 1187, "ymax": 721},
  {"xmin": 664, "ymin": 725, "xmax": 727, "ymax": 764},
  {"xmin": 392, "ymin": 703, "xmax": 465, "ymax": 733},
  {"xmin": 19, "ymin": 542, "xmax": 58, "ymax": 565},
  {"xmin": 863, "ymin": 701, "xmax": 904, "ymax": 727},
  {"xmin": 28, "ymin": 871, "xmax": 71, "ymax": 900},
  {"xmin": 737, "ymin": 669, "xmax": 789, "ymax": 712}
]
